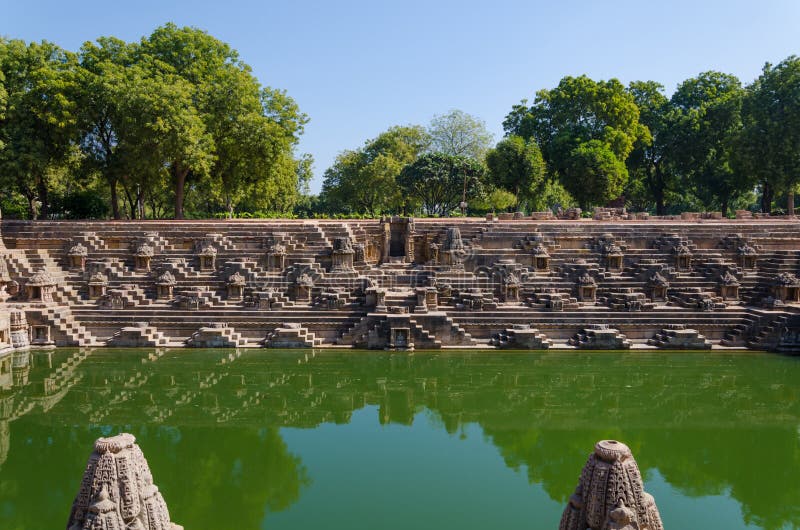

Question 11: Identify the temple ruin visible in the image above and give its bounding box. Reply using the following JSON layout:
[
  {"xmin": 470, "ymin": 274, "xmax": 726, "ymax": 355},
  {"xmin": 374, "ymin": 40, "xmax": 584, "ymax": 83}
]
[
  {"xmin": 66, "ymin": 433, "xmax": 182, "ymax": 530},
  {"xmin": 560, "ymin": 440, "xmax": 663, "ymax": 530}
]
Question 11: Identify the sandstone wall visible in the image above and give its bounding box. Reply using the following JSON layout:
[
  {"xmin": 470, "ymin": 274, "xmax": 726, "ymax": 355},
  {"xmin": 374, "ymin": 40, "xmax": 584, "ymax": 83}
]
[{"xmin": 1, "ymin": 217, "xmax": 799, "ymax": 351}]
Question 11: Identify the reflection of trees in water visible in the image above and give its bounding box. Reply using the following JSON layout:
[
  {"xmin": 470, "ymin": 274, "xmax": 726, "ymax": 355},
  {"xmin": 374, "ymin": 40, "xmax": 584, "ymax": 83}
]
[
  {"xmin": 1, "ymin": 349, "xmax": 798, "ymax": 529},
  {"xmin": 0, "ymin": 423, "xmax": 309, "ymax": 530}
]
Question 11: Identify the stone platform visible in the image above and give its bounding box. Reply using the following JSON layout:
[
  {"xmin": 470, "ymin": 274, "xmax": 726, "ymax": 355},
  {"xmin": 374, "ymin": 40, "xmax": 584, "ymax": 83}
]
[{"xmin": 0, "ymin": 216, "xmax": 798, "ymax": 352}]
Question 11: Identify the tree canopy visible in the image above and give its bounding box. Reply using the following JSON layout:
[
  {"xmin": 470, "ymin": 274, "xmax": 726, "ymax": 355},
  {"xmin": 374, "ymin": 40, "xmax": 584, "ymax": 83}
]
[
  {"xmin": 0, "ymin": 25, "xmax": 308, "ymax": 220},
  {"xmin": 3, "ymin": 31, "xmax": 800, "ymax": 219},
  {"xmin": 397, "ymin": 152, "xmax": 485, "ymax": 216},
  {"xmin": 319, "ymin": 125, "xmax": 428, "ymax": 216},
  {"xmin": 485, "ymin": 135, "xmax": 546, "ymax": 209},
  {"xmin": 740, "ymin": 57, "xmax": 800, "ymax": 216},
  {"xmin": 503, "ymin": 75, "xmax": 648, "ymax": 209}
]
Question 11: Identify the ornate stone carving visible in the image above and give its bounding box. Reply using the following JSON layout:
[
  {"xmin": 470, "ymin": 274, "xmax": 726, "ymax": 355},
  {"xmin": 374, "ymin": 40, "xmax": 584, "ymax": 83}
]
[
  {"xmin": 331, "ymin": 236, "xmax": 355, "ymax": 272},
  {"xmin": 559, "ymin": 440, "xmax": 663, "ymax": 530},
  {"xmin": 773, "ymin": 272, "xmax": 800, "ymax": 302},
  {"xmin": 440, "ymin": 227, "xmax": 468, "ymax": 267},
  {"xmin": 673, "ymin": 242, "xmax": 693, "ymax": 270},
  {"xmin": 25, "ymin": 269, "xmax": 57, "ymax": 302},
  {"xmin": 134, "ymin": 244, "xmax": 154, "ymax": 272},
  {"xmin": 293, "ymin": 273, "xmax": 314, "ymax": 303},
  {"xmin": 9, "ymin": 310, "xmax": 29, "ymax": 349},
  {"xmin": 68, "ymin": 243, "xmax": 89, "ymax": 270},
  {"xmin": 197, "ymin": 244, "xmax": 218, "ymax": 271},
  {"xmin": 577, "ymin": 273, "xmax": 597, "ymax": 302},
  {"xmin": 66, "ymin": 432, "xmax": 182, "ymax": 530},
  {"xmin": 156, "ymin": 271, "xmax": 177, "ymax": 300},
  {"xmin": 720, "ymin": 270, "xmax": 740, "ymax": 300},
  {"xmin": 532, "ymin": 243, "xmax": 550, "ymax": 271},
  {"xmin": 88, "ymin": 272, "xmax": 109, "ymax": 300},
  {"xmin": 227, "ymin": 272, "xmax": 246, "ymax": 300}
]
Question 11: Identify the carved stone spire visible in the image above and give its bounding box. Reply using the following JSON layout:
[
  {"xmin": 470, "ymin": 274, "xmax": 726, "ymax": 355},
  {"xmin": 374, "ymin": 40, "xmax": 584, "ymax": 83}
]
[
  {"xmin": 66, "ymin": 433, "xmax": 182, "ymax": 530},
  {"xmin": 559, "ymin": 440, "xmax": 663, "ymax": 530}
]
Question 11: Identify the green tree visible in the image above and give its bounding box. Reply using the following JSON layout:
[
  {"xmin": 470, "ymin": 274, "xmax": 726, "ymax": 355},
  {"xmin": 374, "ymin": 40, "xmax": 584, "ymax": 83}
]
[
  {"xmin": 626, "ymin": 81, "xmax": 677, "ymax": 215},
  {"xmin": 76, "ymin": 37, "xmax": 137, "ymax": 219},
  {"xmin": 0, "ymin": 39, "xmax": 79, "ymax": 218},
  {"xmin": 740, "ymin": 57, "xmax": 800, "ymax": 216},
  {"xmin": 320, "ymin": 125, "xmax": 428, "ymax": 215},
  {"xmin": 670, "ymin": 71, "xmax": 750, "ymax": 216},
  {"xmin": 139, "ymin": 23, "xmax": 306, "ymax": 219},
  {"xmin": 397, "ymin": 152, "xmax": 485, "ymax": 216},
  {"xmin": 503, "ymin": 75, "xmax": 648, "ymax": 209},
  {"xmin": 427, "ymin": 109, "xmax": 493, "ymax": 160},
  {"xmin": 565, "ymin": 140, "xmax": 628, "ymax": 208},
  {"xmin": 485, "ymin": 135, "xmax": 545, "ymax": 209}
]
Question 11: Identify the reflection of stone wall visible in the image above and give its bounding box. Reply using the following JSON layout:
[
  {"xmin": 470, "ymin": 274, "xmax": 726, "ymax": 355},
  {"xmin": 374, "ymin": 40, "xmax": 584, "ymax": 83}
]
[
  {"xmin": 1, "ymin": 350, "xmax": 798, "ymax": 528},
  {"xmin": 0, "ymin": 421, "xmax": 8, "ymax": 468},
  {"xmin": 1, "ymin": 218, "xmax": 800, "ymax": 350}
]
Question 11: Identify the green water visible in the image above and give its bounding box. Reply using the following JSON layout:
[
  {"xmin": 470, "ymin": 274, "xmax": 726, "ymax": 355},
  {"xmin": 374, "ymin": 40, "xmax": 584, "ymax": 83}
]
[{"xmin": 0, "ymin": 349, "xmax": 798, "ymax": 530}]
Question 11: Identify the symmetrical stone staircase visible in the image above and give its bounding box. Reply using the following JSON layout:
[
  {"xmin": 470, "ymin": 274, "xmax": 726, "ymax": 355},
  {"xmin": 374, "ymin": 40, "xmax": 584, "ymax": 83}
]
[
  {"xmin": 2, "ymin": 217, "xmax": 799, "ymax": 351},
  {"xmin": 568, "ymin": 325, "xmax": 632, "ymax": 349}
]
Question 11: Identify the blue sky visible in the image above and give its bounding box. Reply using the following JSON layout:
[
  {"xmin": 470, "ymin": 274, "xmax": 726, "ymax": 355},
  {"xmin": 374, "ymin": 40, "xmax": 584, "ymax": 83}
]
[{"xmin": 4, "ymin": 0, "xmax": 799, "ymax": 193}]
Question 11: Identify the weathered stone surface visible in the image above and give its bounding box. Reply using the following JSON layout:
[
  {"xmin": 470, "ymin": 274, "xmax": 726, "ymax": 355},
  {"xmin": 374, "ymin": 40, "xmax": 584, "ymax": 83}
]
[
  {"xmin": 0, "ymin": 217, "xmax": 799, "ymax": 351},
  {"xmin": 66, "ymin": 432, "xmax": 182, "ymax": 530},
  {"xmin": 560, "ymin": 440, "xmax": 663, "ymax": 530}
]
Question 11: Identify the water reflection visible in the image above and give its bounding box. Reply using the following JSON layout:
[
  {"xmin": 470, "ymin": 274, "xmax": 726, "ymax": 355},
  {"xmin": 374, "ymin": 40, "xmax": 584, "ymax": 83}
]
[{"xmin": 0, "ymin": 348, "xmax": 798, "ymax": 529}]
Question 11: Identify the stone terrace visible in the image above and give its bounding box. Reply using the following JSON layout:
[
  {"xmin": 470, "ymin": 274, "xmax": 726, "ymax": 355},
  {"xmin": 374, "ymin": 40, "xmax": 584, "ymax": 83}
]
[{"xmin": 2, "ymin": 217, "xmax": 799, "ymax": 351}]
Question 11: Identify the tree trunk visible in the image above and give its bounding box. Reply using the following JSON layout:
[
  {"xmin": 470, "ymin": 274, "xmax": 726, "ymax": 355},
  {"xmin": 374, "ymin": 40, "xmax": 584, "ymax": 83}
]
[
  {"xmin": 788, "ymin": 188, "xmax": 796, "ymax": 218},
  {"xmin": 25, "ymin": 192, "xmax": 38, "ymax": 221},
  {"xmin": 721, "ymin": 197, "xmax": 729, "ymax": 218},
  {"xmin": 654, "ymin": 186, "xmax": 665, "ymax": 216},
  {"xmin": 36, "ymin": 176, "xmax": 49, "ymax": 219},
  {"xmin": 173, "ymin": 164, "xmax": 189, "ymax": 219},
  {"xmin": 761, "ymin": 180, "xmax": 773, "ymax": 214},
  {"xmin": 110, "ymin": 178, "xmax": 121, "ymax": 220}
]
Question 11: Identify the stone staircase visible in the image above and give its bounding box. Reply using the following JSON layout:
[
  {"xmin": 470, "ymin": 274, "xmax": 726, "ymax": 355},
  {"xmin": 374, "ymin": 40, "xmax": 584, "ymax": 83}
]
[
  {"xmin": 107, "ymin": 323, "xmax": 170, "ymax": 347},
  {"xmin": 186, "ymin": 325, "xmax": 247, "ymax": 348},
  {"xmin": 40, "ymin": 306, "xmax": 99, "ymax": 346},
  {"xmin": 568, "ymin": 325, "xmax": 631, "ymax": 349},
  {"xmin": 647, "ymin": 326, "xmax": 712, "ymax": 349},
  {"xmin": 265, "ymin": 323, "xmax": 323, "ymax": 348},
  {"xmin": 489, "ymin": 325, "xmax": 552, "ymax": 349}
]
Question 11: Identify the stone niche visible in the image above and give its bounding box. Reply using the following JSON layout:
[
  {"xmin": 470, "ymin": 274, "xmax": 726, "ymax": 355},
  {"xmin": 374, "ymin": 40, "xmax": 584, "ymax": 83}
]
[
  {"xmin": 196, "ymin": 244, "xmax": 217, "ymax": 271},
  {"xmin": 25, "ymin": 269, "xmax": 56, "ymax": 303},
  {"xmin": 381, "ymin": 216, "xmax": 415, "ymax": 263},
  {"xmin": 501, "ymin": 273, "xmax": 520, "ymax": 302},
  {"xmin": 440, "ymin": 227, "xmax": 467, "ymax": 268},
  {"xmin": 648, "ymin": 271, "xmax": 670, "ymax": 302},
  {"xmin": 30, "ymin": 324, "xmax": 52, "ymax": 345},
  {"xmin": 264, "ymin": 234, "xmax": 288, "ymax": 271},
  {"xmin": 719, "ymin": 271, "xmax": 740, "ymax": 301},
  {"xmin": 156, "ymin": 271, "xmax": 177, "ymax": 300},
  {"xmin": 773, "ymin": 272, "xmax": 800, "ymax": 303},
  {"xmin": 532, "ymin": 244, "xmax": 550, "ymax": 272},
  {"xmin": 330, "ymin": 237, "xmax": 355, "ymax": 273},
  {"xmin": 293, "ymin": 273, "xmax": 314, "ymax": 303},
  {"xmin": 227, "ymin": 271, "xmax": 246, "ymax": 300},
  {"xmin": 577, "ymin": 273, "xmax": 597, "ymax": 302},
  {"xmin": 673, "ymin": 242, "xmax": 693, "ymax": 271},
  {"xmin": 134, "ymin": 243, "xmax": 154, "ymax": 272},
  {"xmin": 67, "ymin": 242, "xmax": 88, "ymax": 271},
  {"xmin": 601, "ymin": 241, "xmax": 624, "ymax": 272},
  {"xmin": 738, "ymin": 243, "xmax": 758, "ymax": 269},
  {"xmin": 389, "ymin": 327, "xmax": 413, "ymax": 351},
  {"xmin": 87, "ymin": 272, "xmax": 108, "ymax": 300}
]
